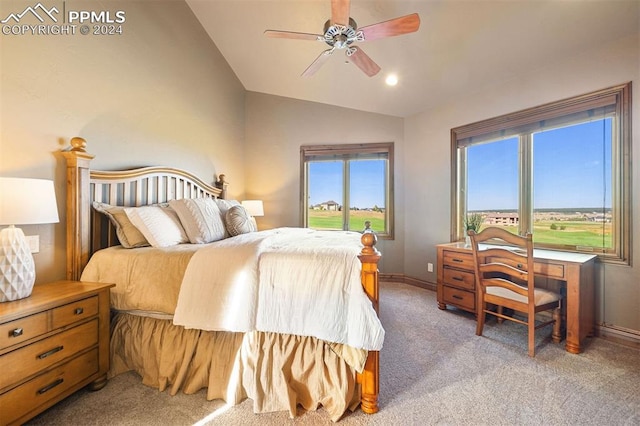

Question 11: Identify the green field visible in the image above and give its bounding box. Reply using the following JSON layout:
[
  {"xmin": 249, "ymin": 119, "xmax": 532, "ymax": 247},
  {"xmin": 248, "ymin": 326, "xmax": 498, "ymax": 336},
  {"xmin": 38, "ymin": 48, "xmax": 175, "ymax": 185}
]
[
  {"xmin": 308, "ymin": 211, "xmax": 610, "ymax": 248},
  {"xmin": 484, "ymin": 221, "xmax": 611, "ymax": 248},
  {"xmin": 308, "ymin": 210, "xmax": 385, "ymax": 233}
]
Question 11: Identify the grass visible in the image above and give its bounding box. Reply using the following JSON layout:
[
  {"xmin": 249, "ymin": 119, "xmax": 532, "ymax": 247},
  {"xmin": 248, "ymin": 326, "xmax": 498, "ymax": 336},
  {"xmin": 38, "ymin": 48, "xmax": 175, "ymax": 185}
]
[
  {"xmin": 308, "ymin": 210, "xmax": 385, "ymax": 233},
  {"xmin": 483, "ymin": 221, "xmax": 612, "ymax": 248},
  {"xmin": 308, "ymin": 210, "xmax": 611, "ymax": 248}
]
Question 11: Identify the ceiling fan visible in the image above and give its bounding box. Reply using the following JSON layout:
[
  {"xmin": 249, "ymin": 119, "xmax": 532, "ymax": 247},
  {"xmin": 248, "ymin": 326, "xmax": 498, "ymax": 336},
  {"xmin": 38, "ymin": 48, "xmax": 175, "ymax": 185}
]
[{"xmin": 264, "ymin": 0, "xmax": 420, "ymax": 77}]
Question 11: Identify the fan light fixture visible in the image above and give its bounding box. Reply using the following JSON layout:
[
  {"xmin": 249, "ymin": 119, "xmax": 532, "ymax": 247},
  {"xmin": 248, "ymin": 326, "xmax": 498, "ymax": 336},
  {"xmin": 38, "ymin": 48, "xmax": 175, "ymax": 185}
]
[{"xmin": 0, "ymin": 177, "xmax": 59, "ymax": 302}]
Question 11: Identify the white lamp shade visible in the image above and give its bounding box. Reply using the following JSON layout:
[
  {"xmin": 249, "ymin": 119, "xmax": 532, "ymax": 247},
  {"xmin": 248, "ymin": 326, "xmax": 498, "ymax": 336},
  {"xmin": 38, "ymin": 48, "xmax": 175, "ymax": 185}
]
[
  {"xmin": 241, "ymin": 200, "xmax": 264, "ymax": 217},
  {"xmin": 0, "ymin": 177, "xmax": 59, "ymax": 302},
  {"xmin": 0, "ymin": 177, "xmax": 59, "ymax": 225}
]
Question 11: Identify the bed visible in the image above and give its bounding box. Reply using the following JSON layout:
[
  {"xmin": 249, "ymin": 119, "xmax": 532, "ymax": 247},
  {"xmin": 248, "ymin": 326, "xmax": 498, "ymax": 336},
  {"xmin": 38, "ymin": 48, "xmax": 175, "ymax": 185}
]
[{"xmin": 62, "ymin": 137, "xmax": 382, "ymax": 421}]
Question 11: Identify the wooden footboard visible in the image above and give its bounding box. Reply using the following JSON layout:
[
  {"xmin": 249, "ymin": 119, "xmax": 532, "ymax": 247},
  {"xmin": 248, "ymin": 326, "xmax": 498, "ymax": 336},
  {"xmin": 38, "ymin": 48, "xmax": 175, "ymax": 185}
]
[{"xmin": 62, "ymin": 137, "xmax": 381, "ymax": 414}]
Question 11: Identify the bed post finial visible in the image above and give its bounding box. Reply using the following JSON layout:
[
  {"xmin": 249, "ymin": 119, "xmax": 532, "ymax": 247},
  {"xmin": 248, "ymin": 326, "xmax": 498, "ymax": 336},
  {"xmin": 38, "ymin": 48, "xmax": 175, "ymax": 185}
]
[
  {"xmin": 358, "ymin": 231, "xmax": 381, "ymax": 414},
  {"xmin": 215, "ymin": 174, "xmax": 229, "ymax": 199},
  {"xmin": 70, "ymin": 136, "xmax": 87, "ymax": 152},
  {"xmin": 62, "ymin": 138, "xmax": 95, "ymax": 280}
]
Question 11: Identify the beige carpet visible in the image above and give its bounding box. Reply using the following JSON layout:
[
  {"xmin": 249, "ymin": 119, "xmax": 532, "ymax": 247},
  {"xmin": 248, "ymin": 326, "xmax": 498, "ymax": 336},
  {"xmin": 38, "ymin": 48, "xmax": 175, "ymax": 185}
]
[{"xmin": 27, "ymin": 281, "xmax": 640, "ymax": 425}]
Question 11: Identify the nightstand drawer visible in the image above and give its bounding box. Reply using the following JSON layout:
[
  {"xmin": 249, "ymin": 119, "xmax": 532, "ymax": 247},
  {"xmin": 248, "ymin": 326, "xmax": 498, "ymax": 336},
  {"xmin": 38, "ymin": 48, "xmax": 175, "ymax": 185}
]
[
  {"xmin": 443, "ymin": 286, "xmax": 475, "ymax": 311},
  {"xmin": 0, "ymin": 312, "xmax": 48, "ymax": 352},
  {"xmin": 0, "ymin": 319, "xmax": 98, "ymax": 390},
  {"xmin": 443, "ymin": 267, "xmax": 475, "ymax": 290},
  {"xmin": 442, "ymin": 250, "xmax": 474, "ymax": 271},
  {"xmin": 0, "ymin": 348, "xmax": 98, "ymax": 426},
  {"xmin": 52, "ymin": 296, "xmax": 98, "ymax": 330}
]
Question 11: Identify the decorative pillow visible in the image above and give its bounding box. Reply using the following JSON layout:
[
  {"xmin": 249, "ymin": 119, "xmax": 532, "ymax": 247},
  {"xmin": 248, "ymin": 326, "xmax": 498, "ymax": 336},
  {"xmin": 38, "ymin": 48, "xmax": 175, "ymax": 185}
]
[
  {"xmin": 224, "ymin": 205, "xmax": 258, "ymax": 237},
  {"xmin": 169, "ymin": 198, "xmax": 226, "ymax": 244},
  {"xmin": 92, "ymin": 202, "xmax": 149, "ymax": 248},
  {"xmin": 124, "ymin": 205, "xmax": 189, "ymax": 248},
  {"xmin": 215, "ymin": 199, "xmax": 240, "ymax": 237}
]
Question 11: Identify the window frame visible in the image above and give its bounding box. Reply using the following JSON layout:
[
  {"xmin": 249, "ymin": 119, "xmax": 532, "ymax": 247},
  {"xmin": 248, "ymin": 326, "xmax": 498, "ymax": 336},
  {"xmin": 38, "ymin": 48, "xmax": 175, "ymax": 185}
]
[
  {"xmin": 451, "ymin": 83, "xmax": 632, "ymax": 264},
  {"xmin": 300, "ymin": 142, "xmax": 394, "ymax": 239}
]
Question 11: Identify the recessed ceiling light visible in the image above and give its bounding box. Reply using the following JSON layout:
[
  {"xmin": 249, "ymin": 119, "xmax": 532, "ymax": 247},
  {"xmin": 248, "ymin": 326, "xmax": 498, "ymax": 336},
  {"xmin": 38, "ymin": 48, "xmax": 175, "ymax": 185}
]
[{"xmin": 385, "ymin": 74, "xmax": 398, "ymax": 86}]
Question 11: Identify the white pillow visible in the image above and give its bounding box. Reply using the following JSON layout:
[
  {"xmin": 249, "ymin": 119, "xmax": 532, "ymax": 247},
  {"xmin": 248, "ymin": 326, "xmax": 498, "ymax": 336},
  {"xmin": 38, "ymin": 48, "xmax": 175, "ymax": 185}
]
[
  {"xmin": 124, "ymin": 205, "xmax": 188, "ymax": 248},
  {"xmin": 169, "ymin": 198, "xmax": 226, "ymax": 244},
  {"xmin": 215, "ymin": 199, "xmax": 240, "ymax": 237},
  {"xmin": 225, "ymin": 205, "xmax": 258, "ymax": 237}
]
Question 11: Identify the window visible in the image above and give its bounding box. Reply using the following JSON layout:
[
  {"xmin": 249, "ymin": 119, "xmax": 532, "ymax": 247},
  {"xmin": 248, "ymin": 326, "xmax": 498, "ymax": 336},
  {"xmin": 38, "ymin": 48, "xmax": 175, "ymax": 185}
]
[
  {"xmin": 452, "ymin": 83, "xmax": 631, "ymax": 264},
  {"xmin": 301, "ymin": 143, "xmax": 394, "ymax": 238}
]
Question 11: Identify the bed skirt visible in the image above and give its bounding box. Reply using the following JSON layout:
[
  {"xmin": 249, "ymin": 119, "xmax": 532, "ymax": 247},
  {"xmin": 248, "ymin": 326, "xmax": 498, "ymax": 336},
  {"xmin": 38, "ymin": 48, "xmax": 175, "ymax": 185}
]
[{"xmin": 109, "ymin": 312, "xmax": 362, "ymax": 421}]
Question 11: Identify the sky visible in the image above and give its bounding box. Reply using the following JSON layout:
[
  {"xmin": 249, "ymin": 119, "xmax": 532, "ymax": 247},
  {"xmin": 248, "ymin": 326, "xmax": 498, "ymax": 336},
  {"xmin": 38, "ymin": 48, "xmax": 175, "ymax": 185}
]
[
  {"xmin": 467, "ymin": 118, "xmax": 612, "ymax": 211},
  {"xmin": 307, "ymin": 118, "xmax": 612, "ymax": 211},
  {"xmin": 308, "ymin": 159, "xmax": 385, "ymax": 208}
]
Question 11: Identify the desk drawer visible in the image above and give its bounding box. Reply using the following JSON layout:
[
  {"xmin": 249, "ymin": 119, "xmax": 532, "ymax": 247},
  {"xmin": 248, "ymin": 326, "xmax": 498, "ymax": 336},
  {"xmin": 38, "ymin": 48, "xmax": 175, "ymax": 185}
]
[
  {"xmin": 443, "ymin": 286, "xmax": 475, "ymax": 312},
  {"xmin": 0, "ymin": 320, "xmax": 98, "ymax": 390},
  {"xmin": 442, "ymin": 250, "xmax": 474, "ymax": 271},
  {"xmin": 443, "ymin": 267, "xmax": 475, "ymax": 290},
  {"xmin": 52, "ymin": 296, "xmax": 98, "ymax": 330},
  {"xmin": 0, "ymin": 348, "xmax": 98, "ymax": 426},
  {"xmin": 0, "ymin": 312, "xmax": 48, "ymax": 352},
  {"xmin": 534, "ymin": 262, "xmax": 565, "ymax": 280}
]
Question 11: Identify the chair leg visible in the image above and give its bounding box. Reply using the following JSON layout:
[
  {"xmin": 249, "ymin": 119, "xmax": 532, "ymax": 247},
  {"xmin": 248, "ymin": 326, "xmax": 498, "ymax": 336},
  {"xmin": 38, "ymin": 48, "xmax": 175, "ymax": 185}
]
[
  {"xmin": 552, "ymin": 306, "xmax": 562, "ymax": 343},
  {"xmin": 497, "ymin": 305, "xmax": 504, "ymax": 324},
  {"xmin": 476, "ymin": 302, "xmax": 485, "ymax": 336},
  {"xmin": 528, "ymin": 314, "xmax": 536, "ymax": 357}
]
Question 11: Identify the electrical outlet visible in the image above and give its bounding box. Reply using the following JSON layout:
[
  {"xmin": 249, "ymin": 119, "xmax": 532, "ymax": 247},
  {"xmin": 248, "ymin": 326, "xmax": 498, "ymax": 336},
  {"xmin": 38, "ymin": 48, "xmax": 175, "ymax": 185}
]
[
  {"xmin": 25, "ymin": 235, "xmax": 40, "ymax": 253},
  {"xmin": 427, "ymin": 262, "xmax": 434, "ymax": 273}
]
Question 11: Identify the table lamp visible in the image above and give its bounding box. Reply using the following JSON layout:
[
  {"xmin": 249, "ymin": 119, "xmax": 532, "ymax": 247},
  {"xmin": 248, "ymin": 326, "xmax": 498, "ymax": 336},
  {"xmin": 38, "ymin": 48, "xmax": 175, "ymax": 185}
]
[
  {"xmin": 241, "ymin": 200, "xmax": 264, "ymax": 230},
  {"xmin": 0, "ymin": 177, "xmax": 59, "ymax": 302}
]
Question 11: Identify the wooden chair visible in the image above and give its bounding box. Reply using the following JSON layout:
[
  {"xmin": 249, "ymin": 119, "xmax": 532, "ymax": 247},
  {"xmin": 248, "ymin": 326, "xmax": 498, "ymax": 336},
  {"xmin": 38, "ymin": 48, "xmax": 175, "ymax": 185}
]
[{"xmin": 468, "ymin": 227, "xmax": 562, "ymax": 357}]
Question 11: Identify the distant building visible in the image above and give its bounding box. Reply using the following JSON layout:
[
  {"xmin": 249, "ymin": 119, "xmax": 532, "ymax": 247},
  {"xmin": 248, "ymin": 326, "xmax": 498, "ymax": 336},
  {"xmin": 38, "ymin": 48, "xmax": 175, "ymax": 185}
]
[
  {"xmin": 485, "ymin": 212, "xmax": 519, "ymax": 226},
  {"xmin": 313, "ymin": 200, "xmax": 341, "ymax": 211}
]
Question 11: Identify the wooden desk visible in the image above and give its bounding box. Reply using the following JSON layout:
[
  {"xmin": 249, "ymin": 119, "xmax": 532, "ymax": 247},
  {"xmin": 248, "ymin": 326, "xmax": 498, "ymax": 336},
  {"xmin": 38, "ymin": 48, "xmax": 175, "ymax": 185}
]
[{"xmin": 437, "ymin": 242, "xmax": 597, "ymax": 354}]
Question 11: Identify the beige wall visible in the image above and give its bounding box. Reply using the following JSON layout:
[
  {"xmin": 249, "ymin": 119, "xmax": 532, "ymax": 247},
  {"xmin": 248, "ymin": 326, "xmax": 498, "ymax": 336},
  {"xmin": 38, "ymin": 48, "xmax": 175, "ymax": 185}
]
[
  {"xmin": 0, "ymin": 0, "xmax": 246, "ymax": 283},
  {"xmin": 404, "ymin": 34, "xmax": 640, "ymax": 335},
  {"xmin": 244, "ymin": 92, "xmax": 404, "ymax": 272}
]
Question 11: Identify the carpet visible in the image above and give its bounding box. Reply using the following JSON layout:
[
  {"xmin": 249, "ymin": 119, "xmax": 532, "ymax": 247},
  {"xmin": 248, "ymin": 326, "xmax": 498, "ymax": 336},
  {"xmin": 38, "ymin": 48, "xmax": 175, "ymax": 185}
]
[{"xmin": 26, "ymin": 281, "xmax": 640, "ymax": 425}]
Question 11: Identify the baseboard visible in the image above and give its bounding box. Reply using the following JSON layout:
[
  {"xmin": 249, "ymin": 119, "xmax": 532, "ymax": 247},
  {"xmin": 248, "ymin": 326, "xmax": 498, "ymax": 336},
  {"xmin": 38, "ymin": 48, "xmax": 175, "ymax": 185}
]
[
  {"xmin": 595, "ymin": 324, "xmax": 640, "ymax": 349},
  {"xmin": 380, "ymin": 273, "xmax": 437, "ymax": 292}
]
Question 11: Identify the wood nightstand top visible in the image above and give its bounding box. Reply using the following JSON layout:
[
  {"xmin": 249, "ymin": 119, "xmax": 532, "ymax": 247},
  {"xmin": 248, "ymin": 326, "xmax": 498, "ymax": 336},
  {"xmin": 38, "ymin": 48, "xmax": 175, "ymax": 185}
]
[{"xmin": 0, "ymin": 281, "xmax": 114, "ymax": 324}]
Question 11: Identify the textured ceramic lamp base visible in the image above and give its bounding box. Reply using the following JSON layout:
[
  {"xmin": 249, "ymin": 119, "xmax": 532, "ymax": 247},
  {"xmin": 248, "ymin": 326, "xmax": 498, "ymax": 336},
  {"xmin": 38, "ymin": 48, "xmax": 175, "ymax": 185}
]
[{"xmin": 0, "ymin": 226, "xmax": 35, "ymax": 302}]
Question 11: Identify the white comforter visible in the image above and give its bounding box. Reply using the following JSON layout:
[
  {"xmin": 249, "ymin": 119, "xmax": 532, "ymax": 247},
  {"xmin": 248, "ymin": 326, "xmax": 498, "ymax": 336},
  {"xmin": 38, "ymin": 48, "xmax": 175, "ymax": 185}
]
[{"xmin": 173, "ymin": 228, "xmax": 385, "ymax": 351}]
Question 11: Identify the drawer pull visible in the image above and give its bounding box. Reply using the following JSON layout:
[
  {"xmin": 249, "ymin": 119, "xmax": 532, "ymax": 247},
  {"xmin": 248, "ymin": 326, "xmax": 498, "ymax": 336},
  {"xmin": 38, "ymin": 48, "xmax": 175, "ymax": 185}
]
[
  {"xmin": 10, "ymin": 327, "xmax": 24, "ymax": 338},
  {"xmin": 452, "ymin": 276, "xmax": 463, "ymax": 281},
  {"xmin": 37, "ymin": 345, "xmax": 64, "ymax": 359},
  {"xmin": 452, "ymin": 295, "xmax": 463, "ymax": 300},
  {"xmin": 37, "ymin": 378, "xmax": 64, "ymax": 395},
  {"xmin": 74, "ymin": 307, "xmax": 84, "ymax": 315},
  {"xmin": 452, "ymin": 258, "xmax": 463, "ymax": 263}
]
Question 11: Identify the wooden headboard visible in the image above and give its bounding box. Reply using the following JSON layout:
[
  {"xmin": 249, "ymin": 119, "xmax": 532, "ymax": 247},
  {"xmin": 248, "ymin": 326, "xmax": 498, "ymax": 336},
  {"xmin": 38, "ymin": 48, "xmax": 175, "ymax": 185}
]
[{"xmin": 62, "ymin": 137, "xmax": 228, "ymax": 280}]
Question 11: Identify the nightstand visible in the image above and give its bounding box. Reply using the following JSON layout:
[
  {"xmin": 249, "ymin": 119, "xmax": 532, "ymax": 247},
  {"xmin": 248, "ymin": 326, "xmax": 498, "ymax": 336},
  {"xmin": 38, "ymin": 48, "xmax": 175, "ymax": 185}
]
[{"xmin": 0, "ymin": 280, "xmax": 114, "ymax": 425}]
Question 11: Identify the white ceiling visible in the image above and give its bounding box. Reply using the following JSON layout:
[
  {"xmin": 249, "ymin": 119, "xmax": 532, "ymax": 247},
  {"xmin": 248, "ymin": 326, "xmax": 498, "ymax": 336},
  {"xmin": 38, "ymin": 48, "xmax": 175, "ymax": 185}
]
[{"xmin": 185, "ymin": 0, "xmax": 638, "ymax": 118}]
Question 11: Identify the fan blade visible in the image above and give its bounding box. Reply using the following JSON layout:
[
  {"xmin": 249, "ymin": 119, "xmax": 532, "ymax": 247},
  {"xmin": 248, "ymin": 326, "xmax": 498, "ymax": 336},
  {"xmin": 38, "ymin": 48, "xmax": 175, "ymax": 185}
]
[
  {"xmin": 264, "ymin": 30, "xmax": 322, "ymax": 41},
  {"xmin": 359, "ymin": 13, "xmax": 420, "ymax": 42},
  {"xmin": 331, "ymin": 0, "xmax": 350, "ymax": 26},
  {"xmin": 347, "ymin": 47, "xmax": 381, "ymax": 77},
  {"xmin": 302, "ymin": 49, "xmax": 333, "ymax": 77}
]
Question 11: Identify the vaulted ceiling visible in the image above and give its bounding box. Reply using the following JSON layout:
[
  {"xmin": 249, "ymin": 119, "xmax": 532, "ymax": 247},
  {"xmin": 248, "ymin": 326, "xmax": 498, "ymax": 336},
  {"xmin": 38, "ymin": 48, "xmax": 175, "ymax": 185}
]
[{"xmin": 186, "ymin": 0, "xmax": 638, "ymax": 118}]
